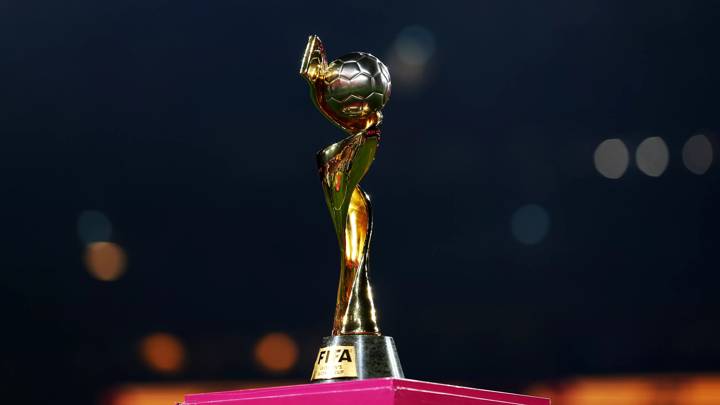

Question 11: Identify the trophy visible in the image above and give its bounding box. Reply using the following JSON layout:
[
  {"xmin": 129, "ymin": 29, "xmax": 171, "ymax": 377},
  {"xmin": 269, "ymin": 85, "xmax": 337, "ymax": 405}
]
[
  {"xmin": 300, "ymin": 35, "xmax": 403, "ymax": 382},
  {"xmin": 179, "ymin": 34, "xmax": 549, "ymax": 405}
]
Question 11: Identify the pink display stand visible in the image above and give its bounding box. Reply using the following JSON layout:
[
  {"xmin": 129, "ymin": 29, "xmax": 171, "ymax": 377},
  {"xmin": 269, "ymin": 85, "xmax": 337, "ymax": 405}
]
[{"xmin": 182, "ymin": 378, "xmax": 549, "ymax": 405}]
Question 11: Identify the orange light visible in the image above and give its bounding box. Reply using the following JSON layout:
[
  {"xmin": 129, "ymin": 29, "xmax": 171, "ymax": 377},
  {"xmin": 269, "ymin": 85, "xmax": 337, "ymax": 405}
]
[
  {"xmin": 85, "ymin": 242, "xmax": 127, "ymax": 281},
  {"xmin": 528, "ymin": 375, "xmax": 720, "ymax": 405},
  {"xmin": 109, "ymin": 385, "xmax": 189, "ymax": 405},
  {"xmin": 254, "ymin": 332, "xmax": 299, "ymax": 373},
  {"xmin": 139, "ymin": 333, "xmax": 186, "ymax": 374},
  {"xmin": 107, "ymin": 381, "xmax": 303, "ymax": 405}
]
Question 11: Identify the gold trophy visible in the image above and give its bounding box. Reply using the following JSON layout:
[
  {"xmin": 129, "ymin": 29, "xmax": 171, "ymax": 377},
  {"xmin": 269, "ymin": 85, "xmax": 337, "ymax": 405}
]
[{"xmin": 300, "ymin": 35, "xmax": 403, "ymax": 382}]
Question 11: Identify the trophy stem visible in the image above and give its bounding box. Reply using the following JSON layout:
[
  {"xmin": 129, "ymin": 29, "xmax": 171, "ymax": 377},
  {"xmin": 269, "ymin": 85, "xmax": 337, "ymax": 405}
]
[
  {"xmin": 331, "ymin": 187, "xmax": 380, "ymax": 336},
  {"xmin": 317, "ymin": 133, "xmax": 381, "ymax": 336}
]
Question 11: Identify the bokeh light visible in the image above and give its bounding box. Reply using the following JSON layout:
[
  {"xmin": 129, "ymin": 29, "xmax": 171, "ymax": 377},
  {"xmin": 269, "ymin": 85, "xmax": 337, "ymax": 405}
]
[
  {"xmin": 395, "ymin": 26, "xmax": 436, "ymax": 67},
  {"xmin": 77, "ymin": 210, "xmax": 112, "ymax": 244},
  {"xmin": 511, "ymin": 204, "xmax": 550, "ymax": 245},
  {"xmin": 84, "ymin": 241, "xmax": 127, "ymax": 281},
  {"xmin": 635, "ymin": 136, "xmax": 669, "ymax": 177},
  {"xmin": 529, "ymin": 374, "xmax": 720, "ymax": 405},
  {"xmin": 387, "ymin": 25, "xmax": 435, "ymax": 88},
  {"xmin": 682, "ymin": 134, "xmax": 714, "ymax": 175},
  {"xmin": 108, "ymin": 381, "xmax": 301, "ymax": 405},
  {"xmin": 139, "ymin": 333, "xmax": 186, "ymax": 374},
  {"xmin": 254, "ymin": 332, "xmax": 298, "ymax": 373},
  {"xmin": 593, "ymin": 139, "xmax": 629, "ymax": 179}
]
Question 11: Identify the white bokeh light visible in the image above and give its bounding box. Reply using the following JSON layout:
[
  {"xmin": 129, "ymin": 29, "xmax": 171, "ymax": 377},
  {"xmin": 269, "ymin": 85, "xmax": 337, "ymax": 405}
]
[
  {"xmin": 593, "ymin": 139, "xmax": 630, "ymax": 179},
  {"xmin": 394, "ymin": 26, "xmax": 435, "ymax": 67},
  {"xmin": 682, "ymin": 134, "xmax": 713, "ymax": 175},
  {"xmin": 387, "ymin": 25, "xmax": 435, "ymax": 88},
  {"xmin": 636, "ymin": 137, "xmax": 669, "ymax": 177}
]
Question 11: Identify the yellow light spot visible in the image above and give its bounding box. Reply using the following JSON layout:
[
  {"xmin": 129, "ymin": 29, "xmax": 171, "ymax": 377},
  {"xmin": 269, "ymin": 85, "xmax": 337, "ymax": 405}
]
[
  {"xmin": 139, "ymin": 333, "xmax": 186, "ymax": 374},
  {"xmin": 254, "ymin": 332, "xmax": 299, "ymax": 373},
  {"xmin": 84, "ymin": 241, "xmax": 127, "ymax": 281}
]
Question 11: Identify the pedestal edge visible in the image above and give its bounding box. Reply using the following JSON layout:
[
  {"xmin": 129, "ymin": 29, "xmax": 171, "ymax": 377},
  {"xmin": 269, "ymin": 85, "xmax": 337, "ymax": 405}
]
[{"xmin": 183, "ymin": 378, "xmax": 549, "ymax": 405}]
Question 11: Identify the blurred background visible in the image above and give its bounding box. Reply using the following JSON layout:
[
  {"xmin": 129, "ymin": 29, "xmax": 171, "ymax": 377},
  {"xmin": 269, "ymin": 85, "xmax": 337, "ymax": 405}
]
[{"xmin": 2, "ymin": 1, "xmax": 720, "ymax": 404}]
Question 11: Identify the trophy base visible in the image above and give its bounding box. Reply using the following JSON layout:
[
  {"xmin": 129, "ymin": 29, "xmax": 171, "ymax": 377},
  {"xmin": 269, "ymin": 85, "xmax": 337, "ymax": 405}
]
[{"xmin": 310, "ymin": 335, "xmax": 404, "ymax": 382}]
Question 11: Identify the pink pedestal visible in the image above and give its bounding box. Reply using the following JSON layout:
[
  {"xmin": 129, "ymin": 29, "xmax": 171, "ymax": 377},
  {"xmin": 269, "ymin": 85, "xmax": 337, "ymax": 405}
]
[{"xmin": 183, "ymin": 378, "xmax": 549, "ymax": 405}]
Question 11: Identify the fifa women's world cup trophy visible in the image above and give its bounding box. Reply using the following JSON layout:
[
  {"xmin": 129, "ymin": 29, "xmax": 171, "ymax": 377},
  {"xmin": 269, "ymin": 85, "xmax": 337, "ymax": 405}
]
[{"xmin": 300, "ymin": 35, "xmax": 403, "ymax": 382}]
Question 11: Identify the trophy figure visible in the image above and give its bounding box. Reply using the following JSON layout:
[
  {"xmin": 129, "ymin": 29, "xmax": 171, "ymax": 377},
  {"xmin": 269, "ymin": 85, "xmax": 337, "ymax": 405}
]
[
  {"xmin": 300, "ymin": 35, "xmax": 403, "ymax": 382},
  {"xmin": 178, "ymin": 33, "xmax": 549, "ymax": 405}
]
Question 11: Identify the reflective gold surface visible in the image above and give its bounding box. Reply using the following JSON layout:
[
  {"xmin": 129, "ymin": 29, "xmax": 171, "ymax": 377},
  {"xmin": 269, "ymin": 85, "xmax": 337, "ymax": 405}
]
[{"xmin": 300, "ymin": 35, "xmax": 391, "ymax": 336}]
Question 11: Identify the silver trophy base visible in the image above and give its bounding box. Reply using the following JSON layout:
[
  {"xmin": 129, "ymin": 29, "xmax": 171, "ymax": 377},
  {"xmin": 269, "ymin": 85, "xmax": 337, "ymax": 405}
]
[{"xmin": 311, "ymin": 335, "xmax": 404, "ymax": 382}]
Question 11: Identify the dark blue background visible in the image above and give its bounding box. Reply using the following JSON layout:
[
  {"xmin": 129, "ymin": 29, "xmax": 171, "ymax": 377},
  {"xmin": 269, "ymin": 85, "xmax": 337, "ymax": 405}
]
[{"xmin": 1, "ymin": 1, "xmax": 719, "ymax": 403}]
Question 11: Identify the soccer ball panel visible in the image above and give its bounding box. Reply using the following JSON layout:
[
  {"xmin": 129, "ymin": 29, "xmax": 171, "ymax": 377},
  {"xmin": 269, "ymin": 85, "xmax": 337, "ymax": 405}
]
[
  {"xmin": 327, "ymin": 77, "xmax": 353, "ymax": 101},
  {"xmin": 321, "ymin": 52, "xmax": 391, "ymax": 121},
  {"xmin": 339, "ymin": 61, "xmax": 362, "ymax": 79}
]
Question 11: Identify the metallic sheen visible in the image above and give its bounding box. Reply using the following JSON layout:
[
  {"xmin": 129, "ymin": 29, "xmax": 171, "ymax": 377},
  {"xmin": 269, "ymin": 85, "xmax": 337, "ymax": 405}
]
[{"xmin": 300, "ymin": 35, "xmax": 391, "ymax": 336}]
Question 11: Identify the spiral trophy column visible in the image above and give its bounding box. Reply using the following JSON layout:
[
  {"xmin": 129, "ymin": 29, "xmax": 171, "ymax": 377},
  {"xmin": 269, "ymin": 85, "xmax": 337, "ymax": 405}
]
[{"xmin": 300, "ymin": 35, "xmax": 403, "ymax": 382}]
